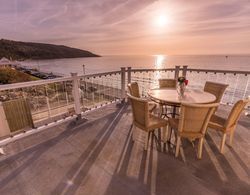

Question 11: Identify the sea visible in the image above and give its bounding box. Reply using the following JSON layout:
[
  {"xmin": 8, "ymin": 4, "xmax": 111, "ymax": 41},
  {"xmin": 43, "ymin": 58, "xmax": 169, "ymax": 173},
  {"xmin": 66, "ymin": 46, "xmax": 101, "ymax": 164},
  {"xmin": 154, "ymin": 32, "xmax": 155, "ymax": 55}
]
[{"xmin": 20, "ymin": 55, "xmax": 250, "ymax": 76}]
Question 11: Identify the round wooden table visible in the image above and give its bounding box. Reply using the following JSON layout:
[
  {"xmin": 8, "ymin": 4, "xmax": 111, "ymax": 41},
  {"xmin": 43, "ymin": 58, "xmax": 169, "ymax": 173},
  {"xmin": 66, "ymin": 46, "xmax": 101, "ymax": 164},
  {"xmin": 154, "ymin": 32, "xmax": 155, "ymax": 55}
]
[
  {"xmin": 148, "ymin": 88, "xmax": 216, "ymax": 146},
  {"xmin": 148, "ymin": 88, "xmax": 216, "ymax": 106}
]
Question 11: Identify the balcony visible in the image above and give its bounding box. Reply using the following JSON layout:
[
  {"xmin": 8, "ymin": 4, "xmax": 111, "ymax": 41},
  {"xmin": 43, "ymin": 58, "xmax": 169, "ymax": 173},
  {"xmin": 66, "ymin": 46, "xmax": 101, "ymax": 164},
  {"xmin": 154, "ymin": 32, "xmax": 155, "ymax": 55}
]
[
  {"xmin": 0, "ymin": 102, "xmax": 249, "ymax": 194},
  {"xmin": 0, "ymin": 67, "xmax": 249, "ymax": 194}
]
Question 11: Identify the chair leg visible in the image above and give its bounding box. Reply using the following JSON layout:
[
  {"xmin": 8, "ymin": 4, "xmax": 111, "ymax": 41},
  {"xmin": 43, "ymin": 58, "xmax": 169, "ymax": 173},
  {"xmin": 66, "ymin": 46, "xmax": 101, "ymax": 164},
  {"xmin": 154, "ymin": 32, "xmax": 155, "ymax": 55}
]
[
  {"xmin": 175, "ymin": 136, "xmax": 181, "ymax": 157},
  {"xmin": 165, "ymin": 106, "xmax": 168, "ymax": 117},
  {"xmin": 132, "ymin": 125, "xmax": 136, "ymax": 142},
  {"xmin": 144, "ymin": 132, "xmax": 150, "ymax": 150},
  {"xmin": 159, "ymin": 105, "xmax": 163, "ymax": 117},
  {"xmin": 220, "ymin": 133, "xmax": 227, "ymax": 153},
  {"xmin": 198, "ymin": 138, "xmax": 204, "ymax": 159},
  {"xmin": 162, "ymin": 125, "xmax": 168, "ymax": 142},
  {"xmin": 168, "ymin": 127, "xmax": 173, "ymax": 142},
  {"xmin": 229, "ymin": 129, "xmax": 235, "ymax": 147}
]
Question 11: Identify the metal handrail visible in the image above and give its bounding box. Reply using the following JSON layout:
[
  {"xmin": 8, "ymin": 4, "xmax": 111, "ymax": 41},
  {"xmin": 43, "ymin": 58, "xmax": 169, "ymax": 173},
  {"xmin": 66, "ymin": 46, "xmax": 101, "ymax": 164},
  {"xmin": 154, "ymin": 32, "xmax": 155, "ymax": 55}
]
[
  {"xmin": 1, "ymin": 67, "xmax": 249, "ymax": 91},
  {"xmin": 0, "ymin": 71, "xmax": 122, "ymax": 91},
  {"xmin": 0, "ymin": 76, "xmax": 73, "ymax": 91},
  {"xmin": 2, "ymin": 67, "xmax": 247, "ymax": 91},
  {"xmin": 129, "ymin": 68, "xmax": 176, "ymax": 72},
  {"xmin": 128, "ymin": 67, "xmax": 250, "ymax": 75},
  {"xmin": 186, "ymin": 68, "xmax": 250, "ymax": 75},
  {"xmin": 80, "ymin": 70, "xmax": 121, "ymax": 79}
]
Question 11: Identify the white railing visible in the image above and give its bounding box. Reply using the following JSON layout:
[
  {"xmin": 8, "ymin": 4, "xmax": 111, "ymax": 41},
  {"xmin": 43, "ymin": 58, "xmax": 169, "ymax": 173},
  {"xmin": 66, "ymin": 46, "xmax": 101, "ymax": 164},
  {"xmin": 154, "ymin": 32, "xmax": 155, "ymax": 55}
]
[
  {"xmin": 127, "ymin": 66, "xmax": 250, "ymax": 105},
  {"xmin": 0, "ymin": 66, "xmax": 249, "ymax": 141},
  {"xmin": 0, "ymin": 69, "xmax": 125, "ymax": 132},
  {"xmin": 185, "ymin": 68, "xmax": 250, "ymax": 105}
]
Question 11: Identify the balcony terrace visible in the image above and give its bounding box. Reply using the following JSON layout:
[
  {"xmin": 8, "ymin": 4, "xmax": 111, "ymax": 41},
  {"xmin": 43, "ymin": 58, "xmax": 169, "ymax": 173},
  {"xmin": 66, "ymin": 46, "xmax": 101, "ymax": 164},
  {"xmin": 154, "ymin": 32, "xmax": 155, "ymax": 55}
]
[
  {"xmin": 0, "ymin": 66, "xmax": 249, "ymax": 194},
  {"xmin": 0, "ymin": 102, "xmax": 249, "ymax": 195}
]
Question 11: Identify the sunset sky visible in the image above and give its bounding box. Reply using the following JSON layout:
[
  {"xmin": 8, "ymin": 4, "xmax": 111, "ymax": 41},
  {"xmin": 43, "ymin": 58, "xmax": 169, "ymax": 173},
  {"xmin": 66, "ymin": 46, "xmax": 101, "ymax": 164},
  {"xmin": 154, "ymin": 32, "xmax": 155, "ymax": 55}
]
[{"xmin": 0, "ymin": 0, "xmax": 250, "ymax": 55}]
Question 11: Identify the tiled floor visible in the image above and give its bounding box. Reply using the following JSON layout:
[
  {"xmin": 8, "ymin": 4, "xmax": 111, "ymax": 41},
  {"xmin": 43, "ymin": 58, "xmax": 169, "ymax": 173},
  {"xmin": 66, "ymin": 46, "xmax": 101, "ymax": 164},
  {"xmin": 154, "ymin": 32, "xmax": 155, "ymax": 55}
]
[{"xmin": 0, "ymin": 103, "xmax": 249, "ymax": 195}]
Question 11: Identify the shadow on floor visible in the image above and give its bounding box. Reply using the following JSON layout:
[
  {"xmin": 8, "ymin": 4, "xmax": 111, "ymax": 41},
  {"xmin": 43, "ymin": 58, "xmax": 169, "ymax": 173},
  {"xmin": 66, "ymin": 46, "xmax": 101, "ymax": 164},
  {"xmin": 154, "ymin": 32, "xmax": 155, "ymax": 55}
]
[
  {"xmin": 51, "ymin": 104, "xmax": 128, "ymax": 195},
  {"xmin": 0, "ymin": 104, "xmax": 127, "ymax": 192},
  {"xmin": 0, "ymin": 104, "xmax": 249, "ymax": 195},
  {"xmin": 103, "ymin": 125, "xmax": 250, "ymax": 195}
]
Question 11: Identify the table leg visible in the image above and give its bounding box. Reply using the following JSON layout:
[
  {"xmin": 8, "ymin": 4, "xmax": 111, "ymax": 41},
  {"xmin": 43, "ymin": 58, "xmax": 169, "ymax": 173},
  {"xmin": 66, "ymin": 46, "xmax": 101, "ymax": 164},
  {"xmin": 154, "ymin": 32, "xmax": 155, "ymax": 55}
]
[
  {"xmin": 168, "ymin": 106, "xmax": 177, "ymax": 142},
  {"xmin": 172, "ymin": 106, "xmax": 177, "ymax": 118}
]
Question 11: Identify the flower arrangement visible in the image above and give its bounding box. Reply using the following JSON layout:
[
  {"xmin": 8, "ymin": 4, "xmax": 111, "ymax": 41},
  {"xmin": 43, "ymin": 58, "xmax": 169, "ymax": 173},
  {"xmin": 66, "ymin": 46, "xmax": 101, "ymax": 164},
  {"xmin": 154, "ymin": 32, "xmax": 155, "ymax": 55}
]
[
  {"xmin": 177, "ymin": 76, "xmax": 188, "ymax": 97},
  {"xmin": 177, "ymin": 76, "xmax": 188, "ymax": 85}
]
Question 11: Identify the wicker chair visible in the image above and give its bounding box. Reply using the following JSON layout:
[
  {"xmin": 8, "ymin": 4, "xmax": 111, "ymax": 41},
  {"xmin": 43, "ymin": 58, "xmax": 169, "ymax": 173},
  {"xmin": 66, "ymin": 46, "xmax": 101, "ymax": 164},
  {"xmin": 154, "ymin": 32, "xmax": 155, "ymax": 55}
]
[
  {"xmin": 159, "ymin": 79, "xmax": 176, "ymax": 89},
  {"xmin": 208, "ymin": 99, "xmax": 249, "ymax": 153},
  {"xmin": 168, "ymin": 102, "xmax": 219, "ymax": 159},
  {"xmin": 127, "ymin": 93, "xmax": 168, "ymax": 150},
  {"xmin": 127, "ymin": 82, "xmax": 157, "ymax": 112},
  {"xmin": 158, "ymin": 79, "xmax": 177, "ymax": 117},
  {"xmin": 204, "ymin": 81, "xmax": 228, "ymax": 103}
]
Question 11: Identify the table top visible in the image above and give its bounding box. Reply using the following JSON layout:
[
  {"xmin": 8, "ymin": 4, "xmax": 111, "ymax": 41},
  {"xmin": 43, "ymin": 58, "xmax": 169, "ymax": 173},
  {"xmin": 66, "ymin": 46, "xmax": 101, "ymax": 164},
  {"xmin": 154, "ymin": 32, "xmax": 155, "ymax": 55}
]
[{"xmin": 148, "ymin": 88, "xmax": 216, "ymax": 105}]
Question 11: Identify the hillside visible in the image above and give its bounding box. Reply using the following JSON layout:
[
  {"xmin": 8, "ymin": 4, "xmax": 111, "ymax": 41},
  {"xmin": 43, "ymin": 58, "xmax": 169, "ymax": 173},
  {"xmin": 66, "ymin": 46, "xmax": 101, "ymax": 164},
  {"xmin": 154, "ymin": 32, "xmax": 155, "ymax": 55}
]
[
  {"xmin": 0, "ymin": 39, "xmax": 100, "ymax": 60},
  {"xmin": 0, "ymin": 67, "xmax": 39, "ymax": 84}
]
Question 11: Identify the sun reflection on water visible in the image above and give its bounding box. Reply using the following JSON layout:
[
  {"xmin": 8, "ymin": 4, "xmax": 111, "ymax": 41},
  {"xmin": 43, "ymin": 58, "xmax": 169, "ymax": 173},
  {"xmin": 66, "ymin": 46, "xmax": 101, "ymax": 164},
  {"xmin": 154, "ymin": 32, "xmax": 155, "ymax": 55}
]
[
  {"xmin": 154, "ymin": 55, "xmax": 166, "ymax": 86},
  {"xmin": 155, "ymin": 55, "xmax": 165, "ymax": 68}
]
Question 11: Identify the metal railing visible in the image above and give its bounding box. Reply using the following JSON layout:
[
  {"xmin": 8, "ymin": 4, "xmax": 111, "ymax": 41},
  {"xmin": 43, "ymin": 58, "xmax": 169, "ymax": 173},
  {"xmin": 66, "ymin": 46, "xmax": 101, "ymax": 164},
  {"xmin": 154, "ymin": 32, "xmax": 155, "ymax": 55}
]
[
  {"xmin": 78, "ymin": 70, "xmax": 123, "ymax": 111},
  {"xmin": 127, "ymin": 66, "xmax": 250, "ymax": 105},
  {"xmin": 0, "ymin": 65, "xmax": 249, "ymax": 141},
  {"xmin": 185, "ymin": 68, "xmax": 250, "ymax": 105},
  {"xmin": 0, "ymin": 69, "xmax": 124, "ymax": 132},
  {"xmin": 128, "ymin": 67, "xmax": 177, "ymax": 96}
]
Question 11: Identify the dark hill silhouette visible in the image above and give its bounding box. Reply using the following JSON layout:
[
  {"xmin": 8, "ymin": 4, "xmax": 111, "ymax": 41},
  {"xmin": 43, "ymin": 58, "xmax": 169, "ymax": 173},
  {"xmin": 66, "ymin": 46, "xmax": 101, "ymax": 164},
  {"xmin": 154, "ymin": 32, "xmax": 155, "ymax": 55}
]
[{"xmin": 0, "ymin": 39, "xmax": 100, "ymax": 60}]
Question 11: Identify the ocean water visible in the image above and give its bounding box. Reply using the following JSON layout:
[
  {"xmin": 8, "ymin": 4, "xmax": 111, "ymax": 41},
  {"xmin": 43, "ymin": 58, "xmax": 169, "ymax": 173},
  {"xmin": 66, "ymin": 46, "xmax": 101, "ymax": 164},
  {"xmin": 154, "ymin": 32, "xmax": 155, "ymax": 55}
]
[{"xmin": 20, "ymin": 55, "xmax": 250, "ymax": 76}]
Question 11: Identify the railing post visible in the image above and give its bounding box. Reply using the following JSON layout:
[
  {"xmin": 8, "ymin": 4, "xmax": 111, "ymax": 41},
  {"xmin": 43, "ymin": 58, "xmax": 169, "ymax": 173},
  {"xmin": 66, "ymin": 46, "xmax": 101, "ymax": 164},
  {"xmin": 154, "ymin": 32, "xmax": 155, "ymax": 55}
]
[
  {"xmin": 174, "ymin": 66, "xmax": 180, "ymax": 79},
  {"xmin": 46, "ymin": 97, "xmax": 51, "ymax": 118},
  {"xmin": 183, "ymin": 65, "xmax": 188, "ymax": 77},
  {"xmin": 71, "ymin": 73, "xmax": 81, "ymax": 119},
  {"xmin": 127, "ymin": 67, "xmax": 132, "ymax": 84},
  {"xmin": 121, "ymin": 67, "xmax": 126, "ymax": 101},
  {"xmin": 246, "ymin": 97, "xmax": 250, "ymax": 116},
  {"xmin": 65, "ymin": 91, "xmax": 69, "ymax": 106},
  {"xmin": 44, "ymin": 86, "xmax": 51, "ymax": 118}
]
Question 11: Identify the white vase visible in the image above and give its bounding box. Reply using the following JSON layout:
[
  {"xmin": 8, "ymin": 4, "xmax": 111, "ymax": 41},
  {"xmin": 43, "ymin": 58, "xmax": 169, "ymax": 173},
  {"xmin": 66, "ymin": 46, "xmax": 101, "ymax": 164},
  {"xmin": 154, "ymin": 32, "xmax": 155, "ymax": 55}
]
[{"xmin": 177, "ymin": 83, "xmax": 185, "ymax": 97}]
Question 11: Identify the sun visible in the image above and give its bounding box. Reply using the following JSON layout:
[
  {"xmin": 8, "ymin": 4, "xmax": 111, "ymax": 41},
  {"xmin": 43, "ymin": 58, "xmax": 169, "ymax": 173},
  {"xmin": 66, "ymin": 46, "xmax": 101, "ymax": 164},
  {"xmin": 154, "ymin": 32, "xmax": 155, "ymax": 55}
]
[{"xmin": 154, "ymin": 14, "xmax": 170, "ymax": 28}]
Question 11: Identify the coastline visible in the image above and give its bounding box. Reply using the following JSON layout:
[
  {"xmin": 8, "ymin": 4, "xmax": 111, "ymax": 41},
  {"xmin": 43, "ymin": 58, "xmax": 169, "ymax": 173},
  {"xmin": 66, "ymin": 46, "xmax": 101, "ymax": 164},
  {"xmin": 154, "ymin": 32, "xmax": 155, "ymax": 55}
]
[
  {"xmin": 14, "ymin": 64, "xmax": 62, "ymax": 79},
  {"xmin": 0, "ymin": 64, "xmax": 62, "ymax": 84}
]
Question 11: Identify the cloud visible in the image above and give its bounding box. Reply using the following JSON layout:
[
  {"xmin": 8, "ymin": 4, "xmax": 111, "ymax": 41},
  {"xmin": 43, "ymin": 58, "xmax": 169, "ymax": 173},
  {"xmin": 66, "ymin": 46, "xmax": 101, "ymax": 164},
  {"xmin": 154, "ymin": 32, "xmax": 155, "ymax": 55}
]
[{"xmin": 0, "ymin": 0, "xmax": 249, "ymax": 54}]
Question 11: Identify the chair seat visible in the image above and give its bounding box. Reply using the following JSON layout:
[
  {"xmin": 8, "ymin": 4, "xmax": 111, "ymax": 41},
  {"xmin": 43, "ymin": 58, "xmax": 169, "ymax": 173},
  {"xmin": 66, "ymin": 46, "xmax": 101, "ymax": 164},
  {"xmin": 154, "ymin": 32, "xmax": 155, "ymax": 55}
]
[
  {"xmin": 148, "ymin": 115, "xmax": 168, "ymax": 130},
  {"xmin": 208, "ymin": 114, "xmax": 226, "ymax": 132},
  {"xmin": 135, "ymin": 115, "xmax": 167, "ymax": 131}
]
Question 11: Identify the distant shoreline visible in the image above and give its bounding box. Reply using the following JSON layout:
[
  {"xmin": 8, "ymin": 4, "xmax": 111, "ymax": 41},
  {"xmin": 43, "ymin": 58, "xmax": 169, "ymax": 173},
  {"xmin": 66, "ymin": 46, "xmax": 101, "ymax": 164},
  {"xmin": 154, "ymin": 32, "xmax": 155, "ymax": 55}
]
[
  {"xmin": 14, "ymin": 64, "xmax": 62, "ymax": 79},
  {"xmin": 0, "ymin": 64, "xmax": 61, "ymax": 85}
]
